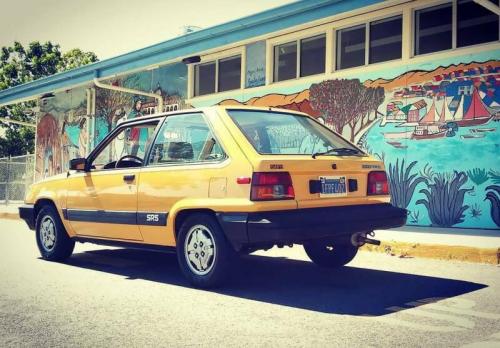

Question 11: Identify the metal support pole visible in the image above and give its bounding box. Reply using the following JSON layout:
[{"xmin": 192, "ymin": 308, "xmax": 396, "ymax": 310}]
[{"xmin": 5, "ymin": 156, "xmax": 10, "ymax": 205}]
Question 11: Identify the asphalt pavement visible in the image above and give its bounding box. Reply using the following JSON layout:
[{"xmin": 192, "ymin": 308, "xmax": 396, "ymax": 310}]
[{"xmin": 1, "ymin": 219, "xmax": 499, "ymax": 347}]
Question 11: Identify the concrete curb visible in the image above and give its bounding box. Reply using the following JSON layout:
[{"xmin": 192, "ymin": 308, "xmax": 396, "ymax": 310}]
[
  {"xmin": 0, "ymin": 213, "xmax": 20, "ymax": 220},
  {"xmin": 362, "ymin": 241, "xmax": 500, "ymax": 265}
]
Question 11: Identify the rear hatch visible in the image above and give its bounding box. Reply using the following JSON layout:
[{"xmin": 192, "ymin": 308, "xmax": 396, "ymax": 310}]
[
  {"xmin": 222, "ymin": 108, "xmax": 389, "ymax": 209},
  {"xmin": 253, "ymin": 155, "xmax": 386, "ymax": 209}
]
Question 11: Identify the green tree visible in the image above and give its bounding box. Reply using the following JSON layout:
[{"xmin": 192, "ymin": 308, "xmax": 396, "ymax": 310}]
[{"xmin": 0, "ymin": 41, "xmax": 98, "ymax": 157}]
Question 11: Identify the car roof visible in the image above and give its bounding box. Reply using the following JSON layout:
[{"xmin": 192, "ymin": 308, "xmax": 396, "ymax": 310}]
[{"xmin": 117, "ymin": 105, "xmax": 310, "ymax": 127}]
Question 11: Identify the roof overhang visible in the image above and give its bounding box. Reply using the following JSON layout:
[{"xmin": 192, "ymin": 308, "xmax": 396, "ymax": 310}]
[{"xmin": 0, "ymin": 0, "xmax": 385, "ymax": 107}]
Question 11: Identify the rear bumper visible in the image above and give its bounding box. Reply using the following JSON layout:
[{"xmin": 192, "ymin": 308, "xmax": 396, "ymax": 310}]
[
  {"xmin": 217, "ymin": 203, "xmax": 407, "ymax": 251},
  {"xmin": 19, "ymin": 204, "xmax": 36, "ymax": 230}
]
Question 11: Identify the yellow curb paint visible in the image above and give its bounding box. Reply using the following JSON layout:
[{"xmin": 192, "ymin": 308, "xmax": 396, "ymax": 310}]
[
  {"xmin": 362, "ymin": 241, "xmax": 499, "ymax": 265},
  {"xmin": 0, "ymin": 213, "xmax": 20, "ymax": 220}
]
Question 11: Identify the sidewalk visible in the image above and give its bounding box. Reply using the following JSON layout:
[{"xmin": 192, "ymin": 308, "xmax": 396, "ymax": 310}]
[
  {"xmin": 1, "ymin": 203, "xmax": 498, "ymax": 264},
  {"xmin": 368, "ymin": 227, "xmax": 500, "ymax": 264},
  {"xmin": 0, "ymin": 203, "xmax": 22, "ymax": 220}
]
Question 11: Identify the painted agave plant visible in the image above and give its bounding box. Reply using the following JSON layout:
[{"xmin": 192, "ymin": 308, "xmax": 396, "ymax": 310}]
[
  {"xmin": 485, "ymin": 185, "xmax": 500, "ymax": 228},
  {"xmin": 417, "ymin": 171, "xmax": 472, "ymax": 227},
  {"xmin": 387, "ymin": 159, "xmax": 425, "ymax": 209}
]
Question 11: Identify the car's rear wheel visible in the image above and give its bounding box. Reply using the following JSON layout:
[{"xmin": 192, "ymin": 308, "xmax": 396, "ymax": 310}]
[
  {"xmin": 36, "ymin": 205, "xmax": 75, "ymax": 261},
  {"xmin": 303, "ymin": 241, "xmax": 358, "ymax": 268},
  {"xmin": 176, "ymin": 213, "xmax": 234, "ymax": 288}
]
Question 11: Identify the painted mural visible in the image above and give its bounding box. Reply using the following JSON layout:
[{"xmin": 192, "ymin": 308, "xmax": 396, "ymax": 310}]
[
  {"xmin": 37, "ymin": 88, "xmax": 88, "ymax": 180},
  {"xmin": 34, "ymin": 47, "xmax": 499, "ymax": 231},
  {"xmin": 95, "ymin": 62, "xmax": 188, "ymax": 144},
  {"xmin": 203, "ymin": 53, "xmax": 500, "ymax": 231},
  {"xmin": 35, "ymin": 62, "xmax": 188, "ymax": 181}
]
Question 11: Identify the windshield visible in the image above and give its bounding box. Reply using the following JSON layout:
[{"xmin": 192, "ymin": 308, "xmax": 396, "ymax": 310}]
[{"xmin": 227, "ymin": 110, "xmax": 362, "ymax": 155}]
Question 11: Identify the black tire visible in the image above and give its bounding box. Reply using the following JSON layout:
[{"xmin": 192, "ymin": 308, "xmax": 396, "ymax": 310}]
[
  {"xmin": 176, "ymin": 213, "xmax": 234, "ymax": 288},
  {"xmin": 303, "ymin": 241, "xmax": 358, "ymax": 268},
  {"xmin": 35, "ymin": 205, "xmax": 75, "ymax": 261}
]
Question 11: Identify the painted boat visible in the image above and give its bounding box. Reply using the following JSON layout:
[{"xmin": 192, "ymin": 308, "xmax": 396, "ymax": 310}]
[
  {"xmin": 412, "ymin": 130, "xmax": 446, "ymax": 140},
  {"xmin": 461, "ymin": 133, "xmax": 486, "ymax": 139},
  {"xmin": 412, "ymin": 124, "xmax": 446, "ymax": 140},
  {"xmin": 469, "ymin": 128, "xmax": 496, "ymax": 133},
  {"xmin": 387, "ymin": 141, "xmax": 402, "ymax": 146},
  {"xmin": 382, "ymin": 130, "xmax": 414, "ymax": 139},
  {"xmin": 456, "ymin": 117, "xmax": 492, "ymax": 127},
  {"xmin": 454, "ymin": 88, "xmax": 493, "ymax": 127}
]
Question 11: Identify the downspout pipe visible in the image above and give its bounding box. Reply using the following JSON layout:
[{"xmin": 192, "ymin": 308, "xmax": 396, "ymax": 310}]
[{"xmin": 93, "ymin": 78, "xmax": 164, "ymax": 114}]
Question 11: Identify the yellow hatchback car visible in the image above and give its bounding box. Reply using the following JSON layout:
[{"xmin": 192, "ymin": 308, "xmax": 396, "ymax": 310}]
[{"xmin": 19, "ymin": 106, "xmax": 406, "ymax": 288}]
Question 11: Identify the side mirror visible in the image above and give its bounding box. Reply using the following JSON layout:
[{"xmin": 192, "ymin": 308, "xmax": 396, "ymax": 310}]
[{"xmin": 69, "ymin": 158, "xmax": 87, "ymax": 171}]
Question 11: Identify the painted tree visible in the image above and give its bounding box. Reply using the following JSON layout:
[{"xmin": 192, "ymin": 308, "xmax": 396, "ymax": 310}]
[
  {"xmin": 95, "ymin": 80, "xmax": 133, "ymax": 136},
  {"xmin": 310, "ymin": 79, "xmax": 355, "ymax": 134},
  {"xmin": 346, "ymin": 84, "xmax": 371, "ymax": 141},
  {"xmin": 361, "ymin": 86, "xmax": 385, "ymax": 128}
]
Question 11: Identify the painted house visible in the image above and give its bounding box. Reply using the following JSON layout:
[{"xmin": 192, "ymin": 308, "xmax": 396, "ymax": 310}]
[
  {"xmin": 0, "ymin": 0, "xmax": 499, "ymax": 231},
  {"xmin": 400, "ymin": 99, "xmax": 427, "ymax": 122}
]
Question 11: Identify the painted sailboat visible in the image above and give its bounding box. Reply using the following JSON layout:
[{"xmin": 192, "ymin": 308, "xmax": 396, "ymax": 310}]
[
  {"xmin": 419, "ymin": 99, "xmax": 440, "ymax": 124},
  {"xmin": 438, "ymin": 98, "xmax": 454, "ymax": 123},
  {"xmin": 413, "ymin": 99, "xmax": 446, "ymax": 139},
  {"xmin": 454, "ymin": 88, "xmax": 492, "ymax": 127}
]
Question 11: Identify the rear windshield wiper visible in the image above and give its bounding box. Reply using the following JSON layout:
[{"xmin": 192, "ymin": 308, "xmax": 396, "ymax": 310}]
[{"xmin": 312, "ymin": 147, "xmax": 364, "ymax": 159}]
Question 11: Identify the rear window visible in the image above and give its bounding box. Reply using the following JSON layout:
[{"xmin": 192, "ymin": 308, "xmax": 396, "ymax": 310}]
[{"xmin": 227, "ymin": 110, "xmax": 360, "ymax": 155}]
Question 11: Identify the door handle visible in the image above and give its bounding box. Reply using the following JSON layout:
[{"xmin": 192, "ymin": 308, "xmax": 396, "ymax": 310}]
[{"xmin": 123, "ymin": 174, "xmax": 135, "ymax": 182}]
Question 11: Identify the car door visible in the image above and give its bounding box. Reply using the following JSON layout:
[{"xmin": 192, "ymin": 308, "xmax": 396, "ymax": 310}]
[
  {"xmin": 137, "ymin": 112, "xmax": 228, "ymax": 246},
  {"xmin": 65, "ymin": 120, "xmax": 159, "ymax": 241}
]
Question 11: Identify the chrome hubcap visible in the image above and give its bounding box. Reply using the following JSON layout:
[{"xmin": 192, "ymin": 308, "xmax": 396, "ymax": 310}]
[
  {"xmin": 184, "ymin": 225, "xmax": 216, "ymax": 276},
  {"xmin": 40, "ymin": 216, "xmax": 56, "ymax": 251}
]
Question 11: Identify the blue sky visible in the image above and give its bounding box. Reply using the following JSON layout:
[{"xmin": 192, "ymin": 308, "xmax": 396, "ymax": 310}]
[{"xmin": 0, "ymin": 0, "xmax": 295, "ymax": 60}]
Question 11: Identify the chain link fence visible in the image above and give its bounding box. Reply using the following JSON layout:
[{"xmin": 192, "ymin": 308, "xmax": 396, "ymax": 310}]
[{"xmin": 0, "ymin": 154, "xmax": 35, "ymax": 204}]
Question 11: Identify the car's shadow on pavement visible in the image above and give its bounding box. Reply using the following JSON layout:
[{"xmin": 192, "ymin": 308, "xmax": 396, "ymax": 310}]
[{"xmin": 65, "ymin": 248, "xmax": 486, "ymax": 316}]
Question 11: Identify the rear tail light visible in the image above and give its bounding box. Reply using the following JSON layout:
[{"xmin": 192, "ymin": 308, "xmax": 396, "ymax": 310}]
[
  {"xmin": 367, "ymin": 171, "xmax": 389, "ymax": 195},
  {"xmin": 251, "ymin": 172, "xmax": 295, "ymax": 201}
]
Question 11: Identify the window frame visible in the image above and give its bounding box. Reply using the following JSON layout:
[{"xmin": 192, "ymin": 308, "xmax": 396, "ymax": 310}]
[
  {"xmin": 85, "ymin": 118, "xmax": 162, "ymax": 172},
  {"xmin": 412, "ymin": 0, "xmax": 500, "ymax": 57},
  {"xmin": 192, "ymin": 52, "xmax": 243, "ymax": 97},
  {"xmin": 145, "ymin": 112, "xmax": 228, "ymax": 167},
  {"xmin": 335, "ymin": 12, "xmax": 404, "ymax": 71},
  {"xmin": 271, "ymin": 32, "xmax": 327, "ymax": 83}
]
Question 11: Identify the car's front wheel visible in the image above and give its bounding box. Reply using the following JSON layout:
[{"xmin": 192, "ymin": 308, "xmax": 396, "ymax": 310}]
[
  {"xmin": 176, "ymin": 214, "xmax": 234, "ymax": 288},
  {"xmin": 303, "ymin": 241, "xmax": 358, "ymax": 268},
  {"xmin": 35, "ymin": 205, "xmax": 75, "ymax": 261}
]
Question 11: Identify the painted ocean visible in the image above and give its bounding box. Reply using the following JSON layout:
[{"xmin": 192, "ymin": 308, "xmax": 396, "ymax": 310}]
[{"xmin": 365, "ymin": 118, "xmax": 500, "ymax": 230}]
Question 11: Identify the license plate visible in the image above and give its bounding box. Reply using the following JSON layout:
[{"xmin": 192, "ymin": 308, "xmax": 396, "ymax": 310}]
[{"xmin": 319, "ymin": 176, "xmax": 347, "ymax": 197}]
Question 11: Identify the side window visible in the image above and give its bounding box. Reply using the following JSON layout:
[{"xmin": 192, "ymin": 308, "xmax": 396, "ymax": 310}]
[
  {"xmin": 148, "ymin": 113, "xmax": 225, "ymax": 165},
  {"xmin": 92, "ymin": 122, "xmax": 158, "ymax": 170}
]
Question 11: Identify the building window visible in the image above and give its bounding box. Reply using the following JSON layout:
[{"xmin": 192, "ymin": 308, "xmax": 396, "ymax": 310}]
[
  {"xmin": 457, "ymin": 0, "xmax": 499, "ymax": 48},
  {"xmin": 337, "ymin": 15, "xmax": 402, "ymax": 69},
  {"xmin": 274, "ymin": 41, "xmax": 297, "ymax": 82},
  {"xmin": 194, "ymin": 55, "xmax": 241, "ymax": 97},
  {"xmin": 194, "ymin": 62, "xmax": 216, "ymax": 96},
  {"xmin": 218, "ymin": 56, "xmax": 241, "ymax": 92},
  {"xmin": 336, "ymin": 24, "xmax": 366, "ymax": 70},
  {"xmin": 369, "ymin": 15, "xmax": 402, "ymax": 64},
  {"xmin": 273, "ymin": 34, "xmax": 326, "ymax": 82},
  {"xmin": 415, "ymin": 3, "xmax": 453, "ymax": 55},
  {"xmin": 300, "ymin": 35, "xmax": 326, "ymax": 77}
]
